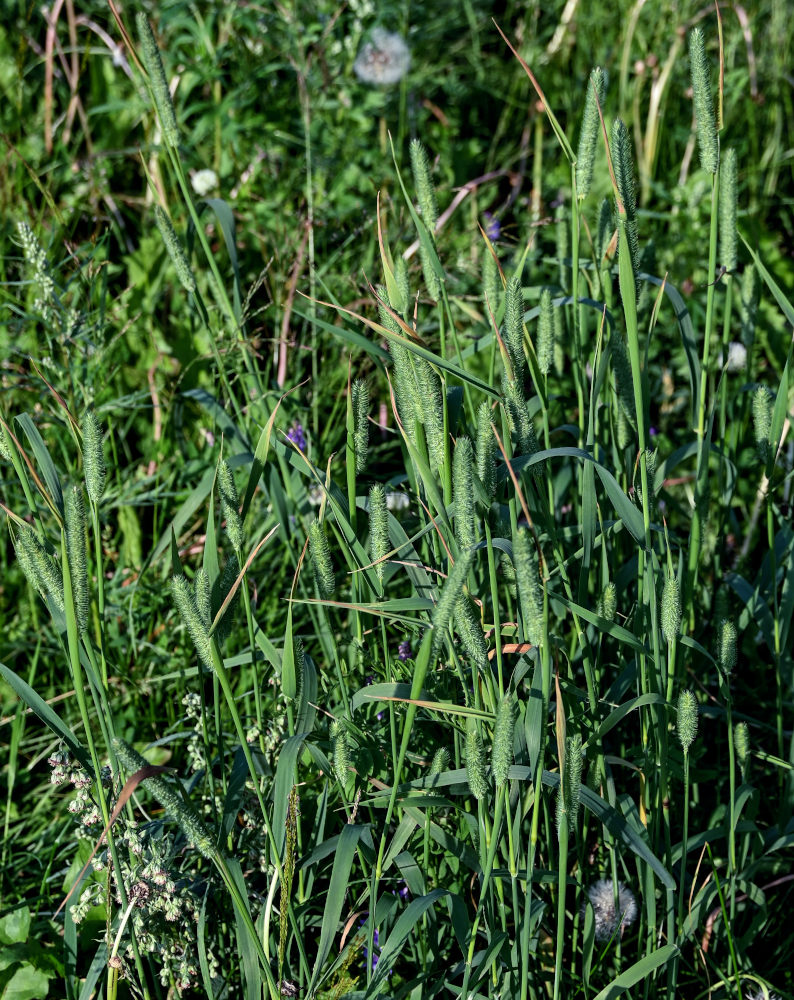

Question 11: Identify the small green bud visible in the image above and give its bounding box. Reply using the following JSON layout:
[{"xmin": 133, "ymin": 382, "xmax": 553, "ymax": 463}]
[
  {"xmin": 677, "ymin": 689, "xmax": 698, "ymax": 752},
  {"xmin": 352, "ymin": 379, "xmax": 369, "ymax": 474},
  {"xmin": 81, "ymin": 408, "xmax": 106, "ymax": 504},
  {"xmin": 154, "ymin": 206, "xmax": 196, "ymax": 294},
  {"xmin": 172, "ymin": 574, "xmax": 213, "ymax": 668},
  {"xmin": 217, "ymin": 460, "xmax": 242, "ymax": 550},
  {"xmin": 465, "ymin": 718, "xmax": 488, "ymax": 801},
  {"xmin": 492, "ymin": 695, "xmax": 515, "ymax": 786},
  {"xmin": 65, "ymin": 485, "xmax": 89, "ymax": 635},
  {"xmin": 689, "ymin": 28, "xmax": 719, "ymax": 175},
  {"xmin": 576, "ymin": 67, "xmax": 605, "ymax": 199},
  {"xmin": 369, "ymin": 484, "xmax": 389, "ymax": 583},
  {"xmin": 136, "ymin": 12, "xmax": 179, "ymax": 148},
  {"xmin": 309, "ymin": 519, "xmax": 335, "ymax": 597},
  {"xmin": 661, "ymin": 573, "xmax": 681, "ymax": 643}
]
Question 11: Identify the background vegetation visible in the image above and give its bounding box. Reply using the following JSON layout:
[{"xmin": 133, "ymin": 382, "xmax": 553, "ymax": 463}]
[{"xmin": 1, "ymin": 1, "xmax": 792, "ymax": 998}]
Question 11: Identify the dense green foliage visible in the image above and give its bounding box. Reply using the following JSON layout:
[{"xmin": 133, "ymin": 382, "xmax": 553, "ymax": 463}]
[{"xmin": 1, "ymin": 2, "xmax": 793, "ymax": 999}]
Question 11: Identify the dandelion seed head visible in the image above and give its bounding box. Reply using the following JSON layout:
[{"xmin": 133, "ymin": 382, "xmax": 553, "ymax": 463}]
[
  {"xmin": 354, "ymin": 28, "xmax": 411, "ymax": 85},
  {"xmin": 191, "ymin": 169, "xmax": 218, "ymax": 197},
  {"xmin": 583, "ymin": 878, "xmax": 638, "ymax": 943}
]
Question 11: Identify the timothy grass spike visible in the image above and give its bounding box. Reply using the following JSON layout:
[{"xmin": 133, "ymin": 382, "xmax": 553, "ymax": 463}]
[
  {"xmin": 136, "ymin": 12, "xmax": 179, "ymax": 148},
  {"xmin": 661, "ymin": 573, "xmax": 681, "ymax": 642},
  {"xmin": 309, "ymin": 519, "xmax": 335, "ymax": 597},
  {"xmin": 81, "ymin": 408, "xmax": 106, "ymax": 504},
  {"xmin": 172, "ymin": 575, "xmax": 213, "ymax": 668},
  {"xmin": 154, "ymin": 206, "xmax": 196, "ymax": 294},
  {"xmin": 677, "ymin": 690, "xmax": 698, "ymax": 752},
  {"xmin": 15, "ymin": 525, "xmax": 65, "ymax": 613},
  {"xmin": 65, "ymin": 485, "xmax": 89, "ymax": 635},
  {"xmin": 492, "ymin": 695, "xmax": 515, "ymax": 787},
  {"xmin": 576, "ymin": 67, "xmax": 605, "ymax": 199},
  {"xmin": 217, "ymin": 460, "xmax": 242, "ymax": 550},
  {"xmin": 689, "ymin": 28, "xmax": 719, "ymax": 175},
  {"xmin": 352, "ymin": 379, "xmax": 369, "ymax": 474},
  {"xmin": 513, "ymin": 527, "xmax": 544, "ymax": 647},
  {"xmin": 453, "ymin": 436, "xmax": 476, "ymax": 550},
  {"xmin": 369, "ymin": 484, "xmax": 388, "ymax": 584},
  {"xmin": 465, "ymin": 718, "xmax": 488, "ymax": 801},
  {"xmin": 112, "ymin": 737, "xmax": 216, "ymax": 859},
  {"xmin": 503, "ymin": 274, "xmax": 526, "ymax": 385},
  {"xmin": 537, "ymin": 288, "xmax": 554, "ymax": 377},
  {"xmin": 475, "ymin": 402, "xmax": 497, "ymax": 501},
  {"xmin": 719, "ymin": 148, "xmax": 738, "ymax": 273}
]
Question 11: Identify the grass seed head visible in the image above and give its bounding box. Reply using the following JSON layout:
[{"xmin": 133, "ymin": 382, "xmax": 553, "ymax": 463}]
[{"xmin": 677, "ymin": 689, "xmax": 699, "ymax": 752}]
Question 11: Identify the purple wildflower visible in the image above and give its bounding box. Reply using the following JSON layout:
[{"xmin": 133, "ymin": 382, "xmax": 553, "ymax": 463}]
[
  {"xmin": 286, "ymin": 422, "xmax": 307, "ymax": 451},
  {"xmin": 483, "ymin": 211, "xmax": 501, "ymax": 241},
  {"xmin": 397, "ymin": 640, "xmax": 411, "ymax": 661}
]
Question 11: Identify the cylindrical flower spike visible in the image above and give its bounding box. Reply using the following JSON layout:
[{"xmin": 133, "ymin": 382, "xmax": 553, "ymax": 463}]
[
  {"xmin": 172, "ymin": 574, "xmax": 212, "ymax": 668},
  {"xmin": 677, "ymin": 689, "xmax": 699, "ymax": 752},
  {"xmin": 492, "ymin": 695, "xmax": 515, "ymax": 787},
  {"xmin": 309, "ymin": 519, "xmax": 335, "ymax": 597},
  {"xmin": 65, "ymin": 485, "xmax": 89, "ymax": 634},
  {"xmin": 465, "ymin": 718, "xmax": 488, "ymax": 801},
  {"xmin": 113, "ymin": 737, "xmax": 216, "ymax": 859},
  {"xmin": 475, "ymin": 402, "xmax": 497, "ymax": 501},
  {"xmin": 217, "ymin": 460, "xmax": 242, "ymax": 550},
  {"xmin": 352, "ymin": 379, "xmax": 369, "ymax": 474},
  {"xmin": 154, "ymin": 206, "xmax": 196, "ymax": 294},
  {"xmin": 719, "ymin": 148, "xmax": 738, "ymax": 273},
  {"xmin": 661, "ymin": 573, "xmax": 681, "ymax": 643},
  {"xmin": 81, "ymin": 408, "xmax": 106, "ymax": 505},
  {"xmin": 689, "ymin": 28, "xmax": 720, "ymax": 175},
  {"xmin": 453, "ymin": 436, "xmax": 476, "ymax": 551},
  {"xmin": 576, "ymin": 67, "xmax": 606, "ymax": 199},
  {"xmin": 136, "ymin": 13, "xmax": 179, "ymax": 147},
  {"xmin": 369, "ymin": 484, "xmax": 388, "ymax": 584}
]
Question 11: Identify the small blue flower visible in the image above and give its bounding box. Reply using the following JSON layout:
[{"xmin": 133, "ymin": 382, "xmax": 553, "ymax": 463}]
[
  {"xmin": 397, "ymin": 640, "xmax": 411, "ymax": 661},
  {"xmin": 286, "ymin": 422, "xmax": 307, "ymax": 451},
  {"xmin": 483, "ymin": 212, "xmax": 501, "ymax": 241}
]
